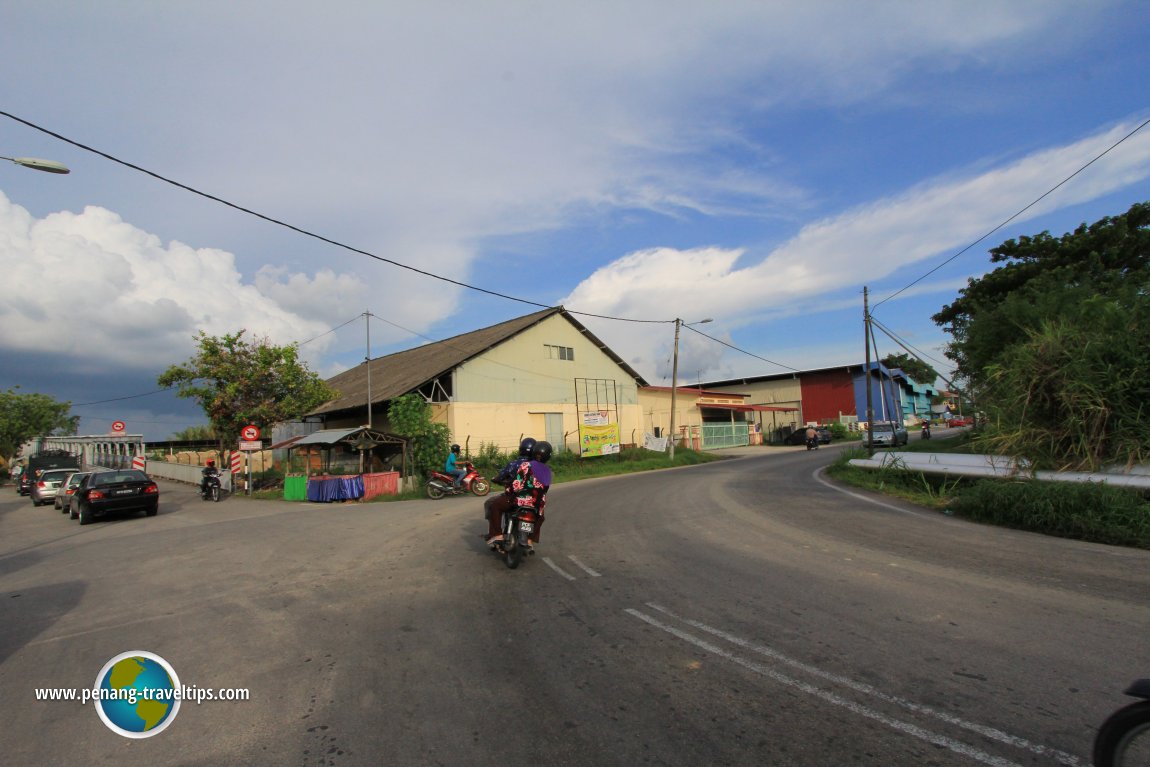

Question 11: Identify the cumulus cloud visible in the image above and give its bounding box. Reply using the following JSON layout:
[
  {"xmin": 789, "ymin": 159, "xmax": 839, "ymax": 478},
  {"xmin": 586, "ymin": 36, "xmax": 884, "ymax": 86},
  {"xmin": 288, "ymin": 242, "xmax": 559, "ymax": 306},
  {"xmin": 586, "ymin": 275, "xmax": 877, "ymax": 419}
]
[
  {"xmin": 0, "ymin": 193, "xmax": 364, "ymax": 371},
  {"xmin": 565, "ymin": 119, "xmax": 1150, "ymax": 380}
]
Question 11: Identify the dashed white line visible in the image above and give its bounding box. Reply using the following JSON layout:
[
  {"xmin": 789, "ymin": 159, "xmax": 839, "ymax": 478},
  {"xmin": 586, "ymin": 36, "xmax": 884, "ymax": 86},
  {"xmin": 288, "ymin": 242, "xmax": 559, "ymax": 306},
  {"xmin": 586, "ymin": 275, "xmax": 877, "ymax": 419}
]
[
  {"xmin": 541, "ymin": 556, "xmax": 576, "ymax": 580},
  {"xmin": 566, "ymin": 555, "xmax": 601, "ymax": 577},
  {"xmin": 642, "ymin": 603, "xmax": 1083, "ymax": 766},
  {"xmin": 625, "ymin": 607, "xmax": 1028, "ymax": 767}
]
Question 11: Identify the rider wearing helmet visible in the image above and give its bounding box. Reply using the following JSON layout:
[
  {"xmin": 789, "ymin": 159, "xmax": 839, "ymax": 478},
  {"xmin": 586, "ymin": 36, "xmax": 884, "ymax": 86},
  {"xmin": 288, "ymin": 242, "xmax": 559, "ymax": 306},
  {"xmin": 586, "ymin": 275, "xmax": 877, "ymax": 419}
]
[
  {"xmin": 446, "ymin": 444, "xmax": 467, "ymax": 490},
  {"xmin": 201, "ymin": 459, "xmax": 220, "ymax": 496},
  {"xmin": 485, "ymin": 440, "xmax": 553, "ymax": 547},
  {"xmin": 484, "ymin": 437, "xmax": 536, "ymax": 527}
]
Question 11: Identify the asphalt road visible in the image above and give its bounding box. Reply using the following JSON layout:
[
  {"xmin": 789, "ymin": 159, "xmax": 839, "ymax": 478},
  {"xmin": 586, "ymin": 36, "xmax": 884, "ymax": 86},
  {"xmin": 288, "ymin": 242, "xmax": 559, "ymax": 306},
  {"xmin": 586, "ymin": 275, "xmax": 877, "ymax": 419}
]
[{"xmin": 1, "ymin": 446, "xmax": 1147, "ymax": 766}]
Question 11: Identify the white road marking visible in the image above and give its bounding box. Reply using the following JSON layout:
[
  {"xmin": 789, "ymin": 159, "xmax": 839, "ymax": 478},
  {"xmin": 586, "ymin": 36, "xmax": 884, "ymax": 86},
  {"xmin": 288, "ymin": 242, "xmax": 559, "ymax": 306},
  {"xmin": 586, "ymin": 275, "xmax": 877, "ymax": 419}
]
[
  {"xmin": 813, "ymin": 466, "xmax": 937, "ymax": 518},
  {"xmin": 542, "ymin": 556, "xmax": 576, "ymax": 580},
  {"xmin": 567, "ymin": 555, "xmax": 601, "ymax": 577},
  {"xmin": 627, "ymin": 606, "xmax": 1085, "ymax": 767}
]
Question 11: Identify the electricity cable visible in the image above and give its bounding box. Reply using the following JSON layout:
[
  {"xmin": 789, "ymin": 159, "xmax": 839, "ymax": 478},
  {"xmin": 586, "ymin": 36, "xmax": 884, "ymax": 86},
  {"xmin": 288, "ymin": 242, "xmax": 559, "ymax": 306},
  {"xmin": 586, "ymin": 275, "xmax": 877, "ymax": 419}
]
[
  {"xmin": 0, "ymin": 110, "xmax": 671, "ymax": 326},
  {"xmin": 873, "ymin": 116, "xmax": 1150, "ymax": 309}
]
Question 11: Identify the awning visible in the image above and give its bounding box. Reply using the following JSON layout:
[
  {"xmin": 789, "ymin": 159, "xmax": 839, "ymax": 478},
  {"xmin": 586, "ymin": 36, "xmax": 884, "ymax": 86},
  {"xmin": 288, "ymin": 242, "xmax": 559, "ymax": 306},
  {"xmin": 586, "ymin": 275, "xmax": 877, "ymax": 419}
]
[
  {"xmin": 698, "ymin": 403, "xmax": 798, "ymax": 413},
  {"xmin": 268, "ymin": 435, "xmax": 306, "ymax": 451},
  {"xmin": 292, "ymin": 428, "xmax": 369, "ymax": 446}
]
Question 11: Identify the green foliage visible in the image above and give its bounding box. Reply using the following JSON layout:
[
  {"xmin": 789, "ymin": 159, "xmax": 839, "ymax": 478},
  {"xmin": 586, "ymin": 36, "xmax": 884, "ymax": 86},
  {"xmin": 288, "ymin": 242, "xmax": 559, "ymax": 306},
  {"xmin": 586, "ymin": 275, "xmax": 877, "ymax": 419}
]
[
  {"xmin": 950, "ymin": 480, "xmax": 1150, "ymax": 549},
  {"xmin": 828, "ymin": 422, "xmax": 849, "ymax": 440},
  {"xmin": 158, "ymin": 330, "xmax": 335, "ymax": 451},
  {"xmin": 975, "ymin": 295, "xmax": 1150, "ymax": 470},
  {"xmin": 0, "ymin": 387, "xmax": 79, "ymax": 460},
  {"xmin": 387, "ymin": 393, "xmax": 451, "ymax": 478},
  {"xmin": 881, "ymin": 352, "xmax": 937, "ymax": 386},
  {"xmin": 932, "ymin": 200, "xmax": 1150, "ymax": 470},
  {"xmin": 826, "ymin": 437, "xmax": 1150, "ymax": 549},
  {"xmin": 169, "ymin": 424, "xmax": 217, "ymax": 441}
]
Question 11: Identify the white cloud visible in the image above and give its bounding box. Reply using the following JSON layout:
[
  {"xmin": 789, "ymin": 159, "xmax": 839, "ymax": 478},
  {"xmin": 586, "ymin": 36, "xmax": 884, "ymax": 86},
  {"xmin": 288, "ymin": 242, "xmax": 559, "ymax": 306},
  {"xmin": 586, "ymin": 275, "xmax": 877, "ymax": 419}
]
[
  {"xmin": 0, "ymin": 193, "xmax": 361, "ymax": 371},
  {"xmin": 565, "ymin": 119, "xmax": 1150, "ymax": 379}
]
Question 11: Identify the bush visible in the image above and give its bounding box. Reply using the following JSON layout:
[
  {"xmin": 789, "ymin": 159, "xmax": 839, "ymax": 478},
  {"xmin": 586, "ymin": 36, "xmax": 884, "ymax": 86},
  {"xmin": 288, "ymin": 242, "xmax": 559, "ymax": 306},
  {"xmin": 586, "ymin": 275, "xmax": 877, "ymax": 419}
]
[{"xmin": 949, "ymin": 479, "xmax": 1150, "ymax": 549}]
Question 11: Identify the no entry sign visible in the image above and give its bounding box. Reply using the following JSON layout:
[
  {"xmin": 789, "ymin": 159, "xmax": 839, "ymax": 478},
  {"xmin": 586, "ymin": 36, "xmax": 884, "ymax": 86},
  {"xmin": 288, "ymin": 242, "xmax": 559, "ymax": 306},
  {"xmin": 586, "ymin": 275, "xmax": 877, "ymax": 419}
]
[
  {"xmin": 240, "ymin": 425, "xmax": 260, "ymax": 441},
  {"xmin": 111, "ymin": 421, "xmax": 126, "ymax": 433}
]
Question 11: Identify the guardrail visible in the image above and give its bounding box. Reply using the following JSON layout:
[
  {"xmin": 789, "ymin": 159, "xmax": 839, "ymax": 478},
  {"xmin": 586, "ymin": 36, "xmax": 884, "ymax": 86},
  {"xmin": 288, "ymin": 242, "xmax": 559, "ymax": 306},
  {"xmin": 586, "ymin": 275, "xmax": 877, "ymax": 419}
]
[
  {"xmin": 848, "ymin": 451, "xmax": 1150, "ymax": 488},
  {"xmin": 138, "ymin": 460, "xmax": 234, "ymax": 491}
]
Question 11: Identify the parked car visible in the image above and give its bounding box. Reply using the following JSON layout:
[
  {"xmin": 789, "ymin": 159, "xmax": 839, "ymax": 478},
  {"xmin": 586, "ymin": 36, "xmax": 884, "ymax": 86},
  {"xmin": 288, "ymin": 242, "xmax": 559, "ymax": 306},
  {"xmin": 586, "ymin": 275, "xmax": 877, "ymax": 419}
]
[
  {"xmin": 816, "ymin": 427, "xmax": 832, "ymax": 444},
  {"xmin": 69, "ymin": 470, "xmax": 159, "ymax": 525},
  {"xmin": 868, "ymin": 422, "xmax": 909, "ymax": 447},
  {"xmin": 54, "ymin": 471, "xmax": 91, "ymax": 512},
  {"xmin": 31, "ymin": 469, "xmax": 74, "ymax": 507}
]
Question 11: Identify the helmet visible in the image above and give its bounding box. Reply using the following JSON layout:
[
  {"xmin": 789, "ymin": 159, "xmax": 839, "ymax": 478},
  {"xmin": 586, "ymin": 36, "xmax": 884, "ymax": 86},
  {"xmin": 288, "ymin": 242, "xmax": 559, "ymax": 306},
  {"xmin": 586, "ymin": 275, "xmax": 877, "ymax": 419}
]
[
  {"xmin": 451, "ymin": 444, "xmax": 461, "ymax": 454},
  {"xmin": 206, "ymin": 460, "xmax": 215, "ymax": 467},
  {"xmin": 518, "ymin": 437, "xmax": 537, "ymax": 458},
  {"xmin": 532, "ymin": 441, "xmax": 553, "ymax": 464}
]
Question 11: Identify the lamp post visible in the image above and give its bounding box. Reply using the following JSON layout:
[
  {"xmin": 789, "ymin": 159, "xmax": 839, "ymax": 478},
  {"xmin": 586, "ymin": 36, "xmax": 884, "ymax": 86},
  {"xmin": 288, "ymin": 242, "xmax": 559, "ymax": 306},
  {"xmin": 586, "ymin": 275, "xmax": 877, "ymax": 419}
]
[
  {"xmin": 1, "ymin": 156, "xmax": 70, "ymax": 174},
  {"xmin": 668, "ymin": 317, "xmax": 712, "ymax": 460}
]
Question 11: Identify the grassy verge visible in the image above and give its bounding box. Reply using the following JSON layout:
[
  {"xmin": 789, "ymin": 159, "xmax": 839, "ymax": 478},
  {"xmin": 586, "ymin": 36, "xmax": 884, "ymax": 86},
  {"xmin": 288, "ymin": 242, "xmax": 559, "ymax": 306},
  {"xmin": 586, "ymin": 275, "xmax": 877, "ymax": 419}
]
[
  {"xmin": 242, "ymin": 447, "xmax": 719, "ymax": 503},
  {"xmin": 824, "ymin": 435, "xmax": 1150, "ymax": 549}
]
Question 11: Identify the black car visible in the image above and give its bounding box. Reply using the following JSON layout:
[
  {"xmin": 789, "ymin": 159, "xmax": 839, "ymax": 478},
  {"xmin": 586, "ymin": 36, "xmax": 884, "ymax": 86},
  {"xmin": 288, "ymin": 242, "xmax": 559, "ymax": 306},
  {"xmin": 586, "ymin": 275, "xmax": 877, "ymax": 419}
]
[
  {"xmin": 70, "ymin": 470, "xmax": 159, "ymax": 525},
  {"xmin": 785, "ymin": 426, "xmax": 833, "ymax": 445}
]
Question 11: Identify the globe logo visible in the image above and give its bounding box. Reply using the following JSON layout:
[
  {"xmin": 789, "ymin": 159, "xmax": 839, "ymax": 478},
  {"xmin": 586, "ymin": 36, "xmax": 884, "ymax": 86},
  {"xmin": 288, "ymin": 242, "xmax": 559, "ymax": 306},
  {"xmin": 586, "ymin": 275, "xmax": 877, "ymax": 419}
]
[{"xmin": 93, "ymin": 651, "xmax": 181, "ymax": 738}]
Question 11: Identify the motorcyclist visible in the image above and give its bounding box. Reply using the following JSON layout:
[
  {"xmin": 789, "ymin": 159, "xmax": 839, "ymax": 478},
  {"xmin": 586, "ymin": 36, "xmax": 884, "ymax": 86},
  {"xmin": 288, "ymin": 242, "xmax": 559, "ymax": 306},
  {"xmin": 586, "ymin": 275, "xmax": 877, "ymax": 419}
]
[
  {"xmin": 805, "ymin": 425, "xmax": 819, "ymax": 448},
  {"xmin": 201, "ymin": 460, "xmax": 221, "ymax": 497},
  {"xmin": 486, "ymin": 440, "xmax": 553, "ymax": 548},
  {"xmin": 484, "ymin": 437, "xmax": 536, "ymax": 527},
  {"xmin": 446, "ymin": 444, "xmax": 467, "ymax": 490},
  {"xmin": 921, "ymin": 421, "xmax": 932, "ymax": 439}
]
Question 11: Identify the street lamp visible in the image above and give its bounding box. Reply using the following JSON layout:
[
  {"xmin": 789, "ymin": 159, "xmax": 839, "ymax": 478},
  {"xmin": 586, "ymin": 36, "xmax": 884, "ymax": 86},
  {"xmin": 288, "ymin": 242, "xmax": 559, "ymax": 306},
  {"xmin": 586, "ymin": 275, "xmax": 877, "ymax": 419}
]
[
  {"xmin": 668, "ymin": 317, "xmax": 712, "ymax": 460},
  {"xmin": 1, "ymin": 156, "xmax": 70, "ymax": 174}
]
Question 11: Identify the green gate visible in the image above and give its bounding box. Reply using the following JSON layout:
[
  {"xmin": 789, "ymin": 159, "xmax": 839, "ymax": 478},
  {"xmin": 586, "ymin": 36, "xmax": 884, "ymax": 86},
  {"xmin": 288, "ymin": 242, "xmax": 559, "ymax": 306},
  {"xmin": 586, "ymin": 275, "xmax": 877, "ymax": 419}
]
[{"xmin": 701, "ymin": 423, "xmax": 749, "ymax": 449}]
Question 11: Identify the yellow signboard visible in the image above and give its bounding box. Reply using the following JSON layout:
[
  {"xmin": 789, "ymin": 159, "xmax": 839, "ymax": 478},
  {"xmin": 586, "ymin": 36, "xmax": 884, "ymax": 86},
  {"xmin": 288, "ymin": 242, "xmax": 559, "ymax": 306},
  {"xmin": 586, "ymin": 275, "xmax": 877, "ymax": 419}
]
[{"xmin": 580, "ymin": 424, "xmax": 621, "ymax": 457}]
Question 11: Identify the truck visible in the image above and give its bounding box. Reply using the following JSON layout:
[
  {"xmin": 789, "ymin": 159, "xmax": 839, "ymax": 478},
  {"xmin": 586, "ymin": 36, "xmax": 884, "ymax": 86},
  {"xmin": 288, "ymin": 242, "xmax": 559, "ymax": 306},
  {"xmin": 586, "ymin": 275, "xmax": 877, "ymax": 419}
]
[{"xmin": 18, "ymin": 449, "xmax": 81, "ymax": 496}]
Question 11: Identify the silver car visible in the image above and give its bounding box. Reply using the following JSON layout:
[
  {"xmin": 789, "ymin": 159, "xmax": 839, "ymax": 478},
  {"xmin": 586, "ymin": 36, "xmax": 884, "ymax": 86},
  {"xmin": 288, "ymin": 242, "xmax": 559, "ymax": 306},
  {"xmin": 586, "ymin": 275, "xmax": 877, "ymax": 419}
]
[
  {"xmin": 869, "ymin": 422, "xmax": 909, "ymax": 447},
  {"xmin": 54, "ymin": 471, "xmax": 91, "ymax": 512},
  {"xmin": 31, "ymin": 468, "xmax": 74, "ymax": 507}
]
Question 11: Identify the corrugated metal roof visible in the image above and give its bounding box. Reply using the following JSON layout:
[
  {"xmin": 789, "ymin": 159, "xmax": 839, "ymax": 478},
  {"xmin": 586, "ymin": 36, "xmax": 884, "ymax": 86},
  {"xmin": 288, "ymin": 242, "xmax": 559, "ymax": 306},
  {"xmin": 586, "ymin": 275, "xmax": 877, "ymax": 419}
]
[
  {"xmin": 292, "ymin": 428, "xmax": 365, "ymax": 446},
  {"xmin": 309, "ymin": 307, "xmax": 648, "ymax": 418}
]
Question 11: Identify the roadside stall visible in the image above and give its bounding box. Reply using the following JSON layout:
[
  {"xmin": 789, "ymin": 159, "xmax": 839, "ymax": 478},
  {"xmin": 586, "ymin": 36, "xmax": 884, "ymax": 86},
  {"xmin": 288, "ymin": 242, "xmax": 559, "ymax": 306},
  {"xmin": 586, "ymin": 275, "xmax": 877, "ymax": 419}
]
[{"xmin": 278, "ymin": 427, "xmax": 407, "ymax": 502}]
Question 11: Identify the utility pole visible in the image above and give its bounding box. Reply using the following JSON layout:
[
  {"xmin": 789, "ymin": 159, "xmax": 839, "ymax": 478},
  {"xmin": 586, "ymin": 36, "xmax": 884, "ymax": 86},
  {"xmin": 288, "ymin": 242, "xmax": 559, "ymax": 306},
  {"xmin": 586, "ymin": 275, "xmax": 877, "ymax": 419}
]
[
  {"xmin": 864, "ymin": 287, "xmax": 874, "ymax": 457},
  {"xmin": 669, "ymin": 319, "xmax": 682, "ymax": 461}
]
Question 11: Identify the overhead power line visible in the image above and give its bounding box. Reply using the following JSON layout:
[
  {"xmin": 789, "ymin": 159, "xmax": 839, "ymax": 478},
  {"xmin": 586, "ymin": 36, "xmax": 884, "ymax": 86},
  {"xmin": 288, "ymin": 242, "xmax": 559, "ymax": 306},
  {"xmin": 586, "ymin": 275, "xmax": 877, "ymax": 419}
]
[
  {"xmin": 873, "ymin": 116, "xmax": 1150, "ymax": 309},
  {"xmin": 0, "ymin": 110, "xmax": 670, "ymax": 326},
  {"xmin": 683, "ymin": 323, "xmax": 801, "ymax": 373}
]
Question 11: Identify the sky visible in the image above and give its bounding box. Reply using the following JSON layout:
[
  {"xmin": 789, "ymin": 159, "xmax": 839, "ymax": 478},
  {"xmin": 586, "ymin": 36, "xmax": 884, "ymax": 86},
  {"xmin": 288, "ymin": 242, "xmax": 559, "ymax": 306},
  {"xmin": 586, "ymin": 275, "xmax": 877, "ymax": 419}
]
[{"xmin": 2, "ymin": 1, "xmax": 1149, "ymax": 442}]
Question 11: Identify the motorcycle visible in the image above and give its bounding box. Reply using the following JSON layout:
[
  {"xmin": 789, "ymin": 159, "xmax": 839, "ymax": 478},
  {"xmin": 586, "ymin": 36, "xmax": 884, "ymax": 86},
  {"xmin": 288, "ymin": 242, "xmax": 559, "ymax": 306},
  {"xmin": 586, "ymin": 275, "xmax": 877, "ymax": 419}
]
[
  {"xmin": 426, "ymin": 462, "xmax": 491, "ymax": 499},
  {"xmin": 200, "ymin": 472, "xmax": 222, "ymax": 502},
  {"xmin": 1093, "ymin": 679, "xmax": 1150, "ymax": 767},
  {"xmin": 921, "ymin": 423, "xmax": 932, "ymax": 440},
  {"xmin": 805, "ymin": 435, "xmax": 819, "ymax": 451},
  {"xmin": 490, "ymin": 504, "xmax": 539, "ymax": 569}
]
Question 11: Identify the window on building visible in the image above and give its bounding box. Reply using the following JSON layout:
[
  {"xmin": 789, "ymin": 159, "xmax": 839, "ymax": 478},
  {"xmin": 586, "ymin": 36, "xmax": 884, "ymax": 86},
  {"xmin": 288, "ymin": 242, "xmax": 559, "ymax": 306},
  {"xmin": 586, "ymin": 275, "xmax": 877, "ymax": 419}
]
[{"xmin": 545, "ymin": 344, "xmax": 574, "ymax": 361}]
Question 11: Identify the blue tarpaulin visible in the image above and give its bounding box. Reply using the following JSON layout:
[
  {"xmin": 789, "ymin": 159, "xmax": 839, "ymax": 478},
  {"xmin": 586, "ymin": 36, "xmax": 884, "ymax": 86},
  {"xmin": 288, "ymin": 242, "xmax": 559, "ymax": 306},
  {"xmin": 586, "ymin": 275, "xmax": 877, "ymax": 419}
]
[{"xmin": 306, "ymin": 475, "xmax": 365, "ymax": 502}]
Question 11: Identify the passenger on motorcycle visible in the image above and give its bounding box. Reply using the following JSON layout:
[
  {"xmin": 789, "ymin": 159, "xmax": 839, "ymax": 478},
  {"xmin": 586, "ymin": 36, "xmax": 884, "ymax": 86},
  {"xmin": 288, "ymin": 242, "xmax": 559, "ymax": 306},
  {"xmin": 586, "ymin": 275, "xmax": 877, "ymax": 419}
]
[
  {"xmin": 201, "ymin": 460, "xmax": 221, "ymax": 496},
  {"xmin": 445, "ymin": 444, "xmax": 467, "ymax": 490},
  {"xmin": 486, "ymin": 440, "xmax": 553, "ymax": 548},
  {"xmin": 484, "ymin": 437, "xmax": 536, "ymax": 526}
]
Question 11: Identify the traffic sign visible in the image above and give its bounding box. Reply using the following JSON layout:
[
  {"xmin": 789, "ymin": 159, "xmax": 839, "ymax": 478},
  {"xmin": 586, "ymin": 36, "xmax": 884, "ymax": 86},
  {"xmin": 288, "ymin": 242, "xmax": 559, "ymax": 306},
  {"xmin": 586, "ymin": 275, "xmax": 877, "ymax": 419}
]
[
  {"xmin": 238, "ymin": 440, "xmax": 262, "ymax": 452},
  {"xmin": 131, "ymin": 455, "xmax": 146, "ymax": 470},
  {"xmin": 111, "ymin": 421, "xmax": 126, "ymax": 433},
  {"xmin": 240, "ymin": 425, "xmax": 261, "ymax": 441}
]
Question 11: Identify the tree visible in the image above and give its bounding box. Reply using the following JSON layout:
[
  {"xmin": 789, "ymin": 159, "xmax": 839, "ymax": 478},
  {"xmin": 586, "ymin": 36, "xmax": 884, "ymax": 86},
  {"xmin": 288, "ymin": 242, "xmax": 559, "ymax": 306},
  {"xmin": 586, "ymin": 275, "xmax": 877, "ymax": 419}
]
[
  {"xmin": 880, "ymin": 352, "xmax": 937, "ymax": 386},
  {"xmin": 169, "ymin": 424, "xmax": 217, "ymax": 441},
  {"xmin": 0, "ymin": 387, "xmax": 80, "ymax": 460},
  {"xmin": 933, "ymin": 201, "xmax": 1150, "ymax": 469},
  {"xmin": 933, "ymin": 201, "xmax": 1150, "ymax": 386},
  {"xmin": 158, "ymin": 331, "xmax": 335, "ymax": 452},
  {"xmin": 388, "ymin": 393, "xmax": 450, "ymax": 479}
]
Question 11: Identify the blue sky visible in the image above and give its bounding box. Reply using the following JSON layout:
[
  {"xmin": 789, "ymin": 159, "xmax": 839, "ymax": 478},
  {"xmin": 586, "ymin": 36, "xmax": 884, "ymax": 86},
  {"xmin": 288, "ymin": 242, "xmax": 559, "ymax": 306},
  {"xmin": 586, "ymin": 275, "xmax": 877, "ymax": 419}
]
[{"xmin": 2, "ymin": 2, "xmax": 1149, "ymax": 441}]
